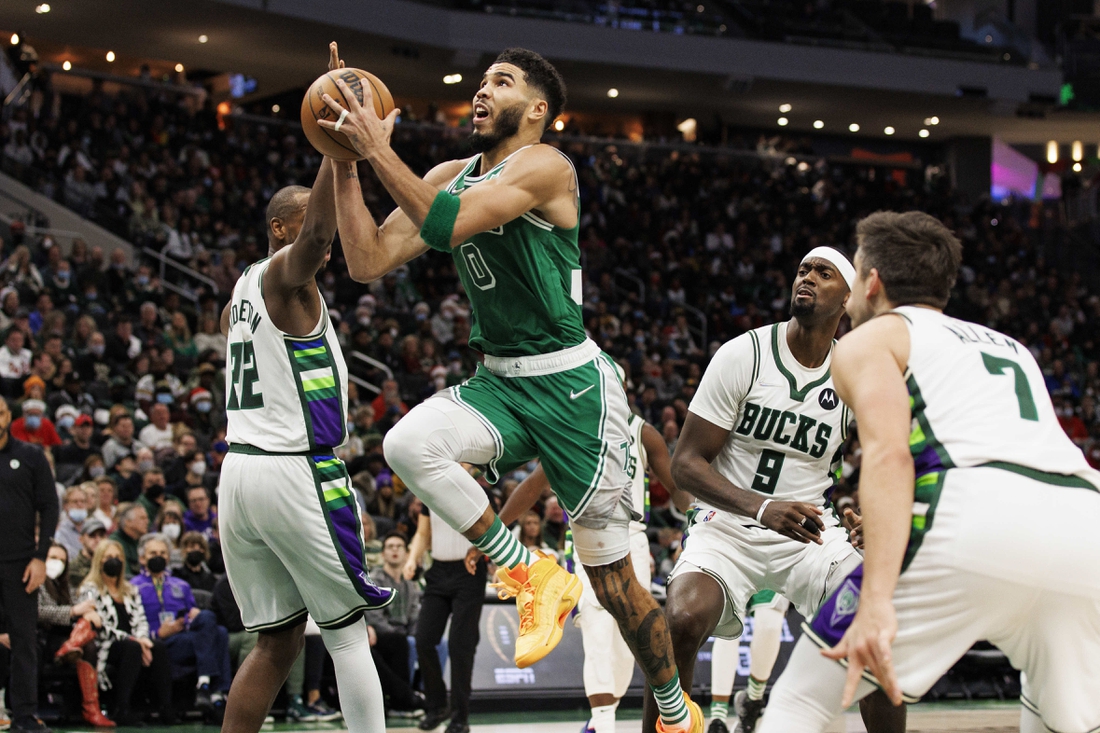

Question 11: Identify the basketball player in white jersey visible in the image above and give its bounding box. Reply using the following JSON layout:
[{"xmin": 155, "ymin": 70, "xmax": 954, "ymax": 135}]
[
  {"xmin": 218, "ymin": 45, "xmax": 396, "ymax": 733},
  {"xmin": 757, "ymin": 211, "xmax": 1100, "ymax": 733},
  {"xmin": 642, "ymin": 249, "xmax": 903, "ymax": 733},
  {"xmin": 499, "ymin": 406, "xmax": 690, "ymax": 733}
]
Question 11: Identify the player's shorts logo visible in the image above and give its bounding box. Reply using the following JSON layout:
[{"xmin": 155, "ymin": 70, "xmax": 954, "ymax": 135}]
[
  {"xmin": 830, "ymin": 578, "xmax": 860, "ymax": 627},
  {"xmin": 702, "ymin": 510, "xmax": 716, "ymax": 522},
  {"xmin": 818, "ymin": 388, "xmax": 839, "ymax": 410}
]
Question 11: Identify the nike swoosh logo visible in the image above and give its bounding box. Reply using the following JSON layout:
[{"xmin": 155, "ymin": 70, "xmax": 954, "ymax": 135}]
[{"xmin": 570, "ymin": 385, "xmax": 595, "ymax": 400}]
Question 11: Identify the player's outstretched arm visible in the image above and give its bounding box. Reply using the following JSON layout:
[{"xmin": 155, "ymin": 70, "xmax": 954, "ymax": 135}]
[
  {"xmin": 823, "ymin": 314, "xmax": 913, "ymax": 706},
  {"xmin": 672, "ymin": 413, "xmax": 825, "ymax": 543},
  {"xmin": 266, "ymin": 157, "xmax": 338, "ymax": 292},
  {"xmin": 331, "ymin": 158, "xmax": 466, "ymax": 283},
  {"xmin": 640, "ymin": 422, "xmax": 692, "ymax": 512},
  {"xmin": 499, "ymin": 463, "xmax": 550, "ymax": 526},
  {"xmin": 318, "ymin": 80, "xmax": 574, "ymax": 244}
]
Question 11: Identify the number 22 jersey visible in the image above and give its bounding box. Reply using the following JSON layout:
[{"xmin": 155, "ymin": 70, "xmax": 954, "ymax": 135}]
[
  {"xmin": 688, "ymin": 320, "xmax": 851, "ymax": 527},
  {"xmin": 224, "ymin": 258, "xmax": 349, "ymax": 453}
]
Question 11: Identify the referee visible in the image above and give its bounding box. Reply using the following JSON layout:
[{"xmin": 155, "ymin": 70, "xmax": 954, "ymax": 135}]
[
  {"xmin": 403, "ymin": 467, "xmax": 487, "ymax": 733},
  {"xmin": 0, "ymin": 395, "xmax": 59, "ymax": 733}
]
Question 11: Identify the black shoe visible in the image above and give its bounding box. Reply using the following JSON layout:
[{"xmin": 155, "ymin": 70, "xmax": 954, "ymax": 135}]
[
  {"xmin": 156, "ymin": 708, "xmax": 179, "ymax": 727},
  {"xmin": 112, "ymin": 711, "xmax": 145, "ymax": 728},
  {"xmin": 708, "ymin": 719, "xmax": 730, "ymax": 733},
  {"xmin": 443, "ymin": 720, "xmax": 469, "ymax": 733},
  {"xmin": 195, "ymin": 684, "xmax": 214, "ymax": 714},
  {"xmin": 11, "ymin": 717, "xmax": 51, "ymax": 733},
  {"xmin": 418, "ymin": 707, "xmax": 452, "ymax": 730},
  {"xmin": 733, "ymin": 690, "xmax": 766, "ymax": 733}
]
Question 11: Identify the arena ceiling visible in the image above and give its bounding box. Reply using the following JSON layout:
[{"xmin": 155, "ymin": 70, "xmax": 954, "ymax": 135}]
[{"xmin": 2, "ymin": 0, "xmax": 1099, "ymax": 146}]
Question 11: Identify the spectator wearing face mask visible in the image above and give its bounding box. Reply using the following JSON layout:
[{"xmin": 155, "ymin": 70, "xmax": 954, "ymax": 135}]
[
  {"xmin": 52, "ymin": 404, "xmax": 81, "ymax": 441},
  {"xmin": 100, "ymin": 414, "xmax": 146, "ymax": 471},
  {"xmin": 69, "ymin": 518, "xmax": 108, "ymax": 590},
  {"xmin": 37, "ymin": 542, "xmax": 114, "ymax": 727},
  {"xmin": 55, "ymin": 486, "xmax": 94, "ymax": 560},
  {"xmin": 173, "ymin": 532, "xmax": 215, "ymax": 592},
  {"xmin": 134, "ymin": 359, "xmax": 184, "ymax": 418},
  {"xmin": 168, "ymin": 450, "xmax": 211, "ymax": 501},
  {"xmin": 185, "ymin": 388, "xmax": 217, "ymax": 448},
  {"xmin": 182, "ymin": 485, "xmax": 216, "ymax": 541},
  {"xmin": 138, "ymin": 404, "xmax": 174, "ymax": 451},
  {"xmin": 136, "ymin": 468, "xmax": 177, "ymax": 529},
  {"xmin": 108, "ymin": 455, "xmax": 142, "ymax": 503},
  {"xmin": 55, "ymin": 414, "xmax": 97, "ymax": 471},
  {"xmin": 155, "ymin": 504, "xmax": 186, "ymax": 565},
  {"xmin": 10, "ymin": 398, "xmax": 62, "ymax": 455},
  {"xmin": 131, "ymin": 534, "xmax": 231, "ymax": 721},
  {"xmin": 77, "ymin": 539, "xmax": 174, "ymax": 726}
]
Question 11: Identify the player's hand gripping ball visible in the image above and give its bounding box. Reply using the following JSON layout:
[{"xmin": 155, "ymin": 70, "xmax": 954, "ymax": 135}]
[{"xmin": 301, "ymin": 68, "xmax": 394, "ymax": 161}]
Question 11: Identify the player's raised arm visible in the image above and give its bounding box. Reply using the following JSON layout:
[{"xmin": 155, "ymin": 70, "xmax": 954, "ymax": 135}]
[
  {"xmin": 265, "ymin": 157, "xmax": 338, "ymax": 292},
  {"xmin": 319, "ymin": 78, "xmax": 575, "ymax": 248},
  {"xmin": 331, "ymin": 158, "xmax": 465, "ymax": 283},
  {"xmin": 822, "ymin": 314, "xmax": 913, "ymax": 706}
]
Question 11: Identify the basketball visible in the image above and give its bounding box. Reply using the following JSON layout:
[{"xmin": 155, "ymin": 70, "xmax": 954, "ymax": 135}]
[{"xmin": 300, "ymin": 68, "xmax": 395, "ymax": 161}]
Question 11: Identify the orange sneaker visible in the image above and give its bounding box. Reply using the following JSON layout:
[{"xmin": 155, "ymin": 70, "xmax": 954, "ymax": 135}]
[
  {"xmin": 490, "ymin": 552, "xmax": 581, "ymax": 668},
  {"xmin": 655, "ymin": 691, "xmax": 704, "ymax": 733}
]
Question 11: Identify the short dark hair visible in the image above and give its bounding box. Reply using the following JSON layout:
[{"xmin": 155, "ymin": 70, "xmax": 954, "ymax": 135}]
[
  {"xmin": 855, "ymin": 211, "xmax": 962, "ymax": 309},
  {"xmin": 265, "ymin": 185, "xmax": 310, "ymax": 224},
  {"xmin": 493, "ymin": 48, "xmax": 566, "ymax": 130},
  {"xmin": 382, "ymin": 531, "xmax": 408, "ymax": 549}
]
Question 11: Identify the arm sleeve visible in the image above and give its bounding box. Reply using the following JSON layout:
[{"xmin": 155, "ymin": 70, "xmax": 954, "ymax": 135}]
[
  {"xmin": 686, "ymin": 333, "xmax": 757, "ymax": 431},
  {"xmin": 33, "ymin": 446, "xmax": 59, "ymax": 560}
]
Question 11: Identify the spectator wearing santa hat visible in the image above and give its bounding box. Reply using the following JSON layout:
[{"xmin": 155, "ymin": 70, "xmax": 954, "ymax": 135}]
[
  {"xmin": 186, "ymin": 387, "xmax": 218, "ymax": 448},
  {"xmin": 10, "ymin": 398, "xmax": 62, "ymax": 454}
]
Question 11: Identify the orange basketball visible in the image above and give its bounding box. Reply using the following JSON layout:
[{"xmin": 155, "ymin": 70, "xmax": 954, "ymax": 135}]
[{"xmin": 300, "ymin": 68, "xmax": 395, "ymax": 161}]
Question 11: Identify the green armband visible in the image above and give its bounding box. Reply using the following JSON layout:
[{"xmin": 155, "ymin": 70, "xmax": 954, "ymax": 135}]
[{"xmin": 421, "ymin": 191, "xmax": 460, "ymax": 252}]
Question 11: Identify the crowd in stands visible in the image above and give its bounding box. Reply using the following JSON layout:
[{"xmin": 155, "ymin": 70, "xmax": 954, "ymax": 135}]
[{"xmin": 0, "ymin": 70, "xmax": 1097, "ymax": 724}]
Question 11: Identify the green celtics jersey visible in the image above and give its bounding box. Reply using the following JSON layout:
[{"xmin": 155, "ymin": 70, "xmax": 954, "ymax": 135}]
[{"xmin": 445, "ymin": 146, "xmax": 585, "ymax": 357}]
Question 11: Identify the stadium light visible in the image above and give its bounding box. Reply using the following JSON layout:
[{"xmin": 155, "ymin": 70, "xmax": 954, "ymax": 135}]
[
  {"xmin": 35, "ymin": 4, "xmax": 50, "ymax": 13},
  {"xmin": 272, "ymin": 104, "xmax": 280, "ymax": 113},
  {"xmin": 10, "ymin": 34, "xmax": 19, "ymax": 45},
  {"xmin": 443, "ymin": 74, "xmax": 462, "ymax": 84},
  {"xmin": 607, "ymin": 88, "xmax": 619, "ymax": 98},
  {"xmin": 62, "ymin": 60, "xmax": 71, "ymax": 71},
  {"xmin": 779, "ymin": 103, "xmax": 791, "ymax": 113},
  {"xmin": 884, "ymin": 126, "xmax": 895, "ymax": 135},
  {"xmin": 777, "ymin": 117, "xmax": 789, "ymax": 126},
  {"xmin": 848, "ymin": 123, "xmax": 859, "ymax": 132},
  {"xmin": 919, "ymin": 129, "xmax": 930, "ymax": 138},
  {"xmin": 813, "ymin": 120, "xmax": 824, "ymax": 129},
  {"xmin": 1072, "ymin": 141, "xmax": 1083, "ymax": 162},
  {"xmin": 105, "ymin": 51, "xmax": 115, "ymax": 62},
  {"xmin": 198, "ymin": 34, "xmax": 208, "ymax": 43},
  {"xmin": 554, "ymin": 120, "xmax": 564, "ymax": 132},
  {"xmin": 1074, "ymin": 162, "xmax": 1083, "ymax": 172},
  {"xmin": 1046, "ymin": 141, "xmax": 1058, "ymax": 164},
  {"xmin": 175, "ymin": 63, "xmax": 184, "ymax": 73}
]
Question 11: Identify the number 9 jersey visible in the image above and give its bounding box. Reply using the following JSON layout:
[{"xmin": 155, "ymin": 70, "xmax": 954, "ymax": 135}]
[
  {"xmin": 224, "ymin": 258, "xmax": 349, "ymax": 453},
  {"xmin": 688, "ymin": 320, "xmax": 851, "ymax": 526}
]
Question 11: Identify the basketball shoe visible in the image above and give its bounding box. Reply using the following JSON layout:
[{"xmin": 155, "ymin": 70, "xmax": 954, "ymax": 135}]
[
  {"xmin": 655, "ymin": 691, "xmax": 704, "ymax": 733},
  {"xmin": 492, "ymin": 551, "xmax": 581, "ymax": 668},
  {"xmin": 733, "ymin": 690, "xmax": 765, "ymax": 733}
]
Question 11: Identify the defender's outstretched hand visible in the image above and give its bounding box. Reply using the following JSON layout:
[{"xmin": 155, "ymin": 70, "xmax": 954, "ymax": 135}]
[
  {"xmin": 328, "ymin": 41, "xmax": 344, "ymax": 71},
  {"xmin": 317, "ymin": 78, "xmax": 399, "ymax": 158}
]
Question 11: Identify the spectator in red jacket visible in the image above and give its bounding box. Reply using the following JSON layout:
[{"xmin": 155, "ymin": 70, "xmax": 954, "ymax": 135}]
[{"xmin": 11, "ymin": 398, "xmax": 62, "ymax": 453}]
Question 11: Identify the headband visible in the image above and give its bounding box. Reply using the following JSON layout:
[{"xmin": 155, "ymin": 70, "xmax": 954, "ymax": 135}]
[{"xmin": 801, "ymin": 246, "xmax": 855, "ymax": 291}]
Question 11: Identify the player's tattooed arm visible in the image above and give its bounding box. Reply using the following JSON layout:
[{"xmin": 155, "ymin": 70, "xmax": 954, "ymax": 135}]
[
  {"xmin": 587, "ymin": 557, "xmax": 675, "ymax": 678},
  {"xmin": 672, "ymin": 413, "xmax": 824, "ymax": 543}
]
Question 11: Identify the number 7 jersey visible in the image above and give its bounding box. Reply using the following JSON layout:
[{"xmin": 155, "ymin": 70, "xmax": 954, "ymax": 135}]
[
  {"xmin": 224, "ymin": 258, "xmax": 349, "ymax": 453},
  {"xmin": 688, "ymin": 320, "xmax": 851, "ymax": 525},
  {"xmin": 895, "ymin": 306, "xmax": 1099, "ymax": 485}
]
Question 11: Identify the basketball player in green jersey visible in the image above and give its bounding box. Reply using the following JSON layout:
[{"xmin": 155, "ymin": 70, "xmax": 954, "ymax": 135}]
[{"xmin": 320, "ymin": 46, "xmax": 703, "ymax": 732}]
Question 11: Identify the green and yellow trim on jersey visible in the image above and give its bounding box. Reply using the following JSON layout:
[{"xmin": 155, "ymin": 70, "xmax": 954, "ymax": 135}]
[{"xmin": 285, "ymin": 326, "xmax": 346, "ymax": 453}]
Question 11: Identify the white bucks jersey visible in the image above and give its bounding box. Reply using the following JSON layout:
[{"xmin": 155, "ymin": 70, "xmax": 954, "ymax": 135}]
[
  {"xmin": 225, "ymin": 258, "xmax": 349, "ymax": 453},
  {"xmin": 897, "ymin": 306, "xmax": 1099, "ymax": 486},
  {"xmin": 688, "ymin": 321, "xmax": 849, "ymax": 525},
  {"xmin": 625, "ymin": 413, "xmax": 649, "ymax": 534}
]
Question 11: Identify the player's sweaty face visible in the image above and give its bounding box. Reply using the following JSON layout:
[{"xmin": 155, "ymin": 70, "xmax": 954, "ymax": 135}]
[{"xmin": 791, "ymin": 258, "xmax": 847, "ymax": 318}]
